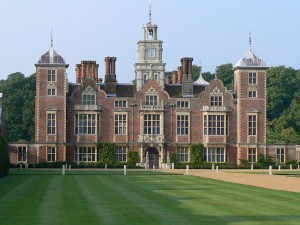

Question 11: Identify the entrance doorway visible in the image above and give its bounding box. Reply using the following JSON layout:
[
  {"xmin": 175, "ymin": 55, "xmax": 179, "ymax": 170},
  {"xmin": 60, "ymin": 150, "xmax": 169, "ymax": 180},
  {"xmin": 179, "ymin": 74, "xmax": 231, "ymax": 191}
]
[{"xmin": 145, "ymin": 147, "xmax": 159, "ymax": 169}]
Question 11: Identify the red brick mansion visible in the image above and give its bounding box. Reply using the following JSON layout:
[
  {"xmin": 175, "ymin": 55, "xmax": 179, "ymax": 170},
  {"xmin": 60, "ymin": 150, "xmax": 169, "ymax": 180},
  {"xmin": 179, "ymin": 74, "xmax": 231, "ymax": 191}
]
[{"xmin": 8, "ymin": 17, "xmax": 300, "ymax": 167}]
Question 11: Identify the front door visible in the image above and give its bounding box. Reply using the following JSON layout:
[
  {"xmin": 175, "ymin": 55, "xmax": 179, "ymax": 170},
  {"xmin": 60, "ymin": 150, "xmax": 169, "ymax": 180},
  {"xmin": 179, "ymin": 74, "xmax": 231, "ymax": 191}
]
[{"xmin": 145, "ymin": 147, "xmax": 159, "ymax": 169}]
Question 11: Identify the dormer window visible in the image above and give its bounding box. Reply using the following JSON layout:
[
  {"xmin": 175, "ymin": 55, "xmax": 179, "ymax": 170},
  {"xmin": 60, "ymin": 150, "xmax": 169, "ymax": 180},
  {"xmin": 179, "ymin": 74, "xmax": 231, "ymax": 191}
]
[
  {"xmin": 83, "ymin": 94, "xmax": 95, "ymax": 105},
  {"xmin": 177, "ymin": 100, "xmax": 189, "ymax": 108},
  {"xmin": 146, "ymin": 95, "xmax": 158, "ymax": 105},
  {"xmin": 115, "ymin": 100, "xmax": 127, "ymax": 108},
  {"xmin": 210, "ymin": 96, "xmax": 222, "ymax": 106},
  {"xmin": 82, "ymin": 86, "xmax": 96, "ymax": 105}
]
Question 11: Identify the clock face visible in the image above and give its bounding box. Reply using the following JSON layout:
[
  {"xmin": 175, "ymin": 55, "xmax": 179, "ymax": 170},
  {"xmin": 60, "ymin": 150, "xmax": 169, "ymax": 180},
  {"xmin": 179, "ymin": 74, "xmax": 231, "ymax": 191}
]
[{"xmin": 146, "ymin": 49, "xmax": 156, "ymax": 58}]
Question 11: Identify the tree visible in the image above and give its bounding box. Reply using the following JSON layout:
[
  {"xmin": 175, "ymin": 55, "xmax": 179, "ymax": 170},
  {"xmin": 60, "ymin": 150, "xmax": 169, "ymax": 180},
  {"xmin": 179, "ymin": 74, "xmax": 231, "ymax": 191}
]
[
  {"xmin": 127, "ymin": 151, "xmax": 140, "ymax": 167},
  {"xmin": 0, "ymin": 73, "xmax": 36, "ymax": 142},
  {"xmin": 215, "ymin": 63, "xmax": 234, "ymax": 89},
  {"xmin": 100, "ymin": 142, "xmax": 115, "ymax": 164},
  {"xmin": 189, "ymin": 143, "xmax": 204, "ymax": 165},
  {"xmin": 0, "ymin": 136, "xmax": 10, "ymax": 177},
  {"xmin": 267, "ymin": 66, "xmax": 299, "ymax": 121}
]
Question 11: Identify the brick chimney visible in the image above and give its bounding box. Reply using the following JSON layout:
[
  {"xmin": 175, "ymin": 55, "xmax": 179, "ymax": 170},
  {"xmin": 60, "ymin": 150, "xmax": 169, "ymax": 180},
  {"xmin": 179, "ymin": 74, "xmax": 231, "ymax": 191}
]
[
  {"xmin": 75, "ymin": 61, "xmax": 99, "ymax": 83},
  {"xmin": 165, "ymin": 76, "xmax": 170, "ymax": 84},
  {"xmin": 177, "ymin": 66, "xmax": 182, "ymax": 84},
  {"xmin": 172, "ymin": 71, "xmax": 177, "ymax": 84},
  {"xmin": 181, "ymin": 57, "xmax": 194, "ymax": 97},
  {"xmin": 104, "ymin": 56, "xmax": 117, "ymax": 95}
]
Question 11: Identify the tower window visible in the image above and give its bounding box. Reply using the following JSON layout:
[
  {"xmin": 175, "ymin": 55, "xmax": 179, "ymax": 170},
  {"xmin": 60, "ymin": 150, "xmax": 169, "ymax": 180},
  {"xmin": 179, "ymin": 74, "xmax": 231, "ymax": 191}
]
[
  {"xmin": 47, "ymin": 88, "xmax": 56, "ymax": 96},
  {"xmin": 48, "ymin": 70, "xmax": 56, "ymax": 82},
  {"xmin": 248, "ymin": 115, "xmax": 257, "ymax": 136},
  {"xmin": 248, "ymin": 91, "xmax": 257, "ymax": 98},
  {"xmin": 47, "ymin": 113, "xmax": 56, "ymax": 135},
  {"xmin": 249, "ymin": 72, "xmax": 257, "ymax": 85}
]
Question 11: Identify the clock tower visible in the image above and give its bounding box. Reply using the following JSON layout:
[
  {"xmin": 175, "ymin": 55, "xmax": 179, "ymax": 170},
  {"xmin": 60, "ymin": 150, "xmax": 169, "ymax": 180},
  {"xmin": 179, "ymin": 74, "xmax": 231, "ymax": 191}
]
[{"xmin": 135, "ymin": 3, "xmax": 165, "ymax": 91}]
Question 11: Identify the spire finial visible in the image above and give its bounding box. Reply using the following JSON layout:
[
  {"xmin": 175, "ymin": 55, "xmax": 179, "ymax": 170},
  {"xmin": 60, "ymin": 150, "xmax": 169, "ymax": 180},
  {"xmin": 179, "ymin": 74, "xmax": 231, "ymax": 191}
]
[
  {"xmin": 249, "ymin": 31, "xmax": 252, "ymax": 49},
  {"xmin": 149, "ymin": 0, "xmax": 152, "ymax": 22},
  {"xmin": 51, "ymin": 26, "xmax": 53, "ymax": 47}
]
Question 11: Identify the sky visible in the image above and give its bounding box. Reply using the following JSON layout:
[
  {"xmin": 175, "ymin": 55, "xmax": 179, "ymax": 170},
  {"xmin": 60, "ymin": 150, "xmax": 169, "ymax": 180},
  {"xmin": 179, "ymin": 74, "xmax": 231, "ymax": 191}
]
[{"xmin": 1, "ymin": 0, "xmax": 300, "ymax": 83}]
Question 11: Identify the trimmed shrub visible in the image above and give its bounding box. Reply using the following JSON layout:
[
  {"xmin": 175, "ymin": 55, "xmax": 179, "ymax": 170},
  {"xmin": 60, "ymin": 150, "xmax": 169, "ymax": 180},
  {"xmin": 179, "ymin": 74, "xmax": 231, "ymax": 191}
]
[
  {"xmin": 0, "ymin": 136, "xmax": 10, "ymax": 177},
  {"xmin": 127, "ymin": 151, "xmax": 140, "ymax": 167},
  {"xmin": 189, "ymin": 143, "xmax": 204, "ymax": 166},
  {"xmin": 100, "ymin": 142, "xmax": 115, "ymax": 165}
]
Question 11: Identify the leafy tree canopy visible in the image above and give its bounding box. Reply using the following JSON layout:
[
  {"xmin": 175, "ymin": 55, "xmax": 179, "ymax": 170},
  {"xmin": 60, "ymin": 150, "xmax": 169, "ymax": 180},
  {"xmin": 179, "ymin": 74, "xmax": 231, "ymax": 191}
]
[{"xmin": 0, "ymin": 72, "xmax": 36, "ymax": 142}]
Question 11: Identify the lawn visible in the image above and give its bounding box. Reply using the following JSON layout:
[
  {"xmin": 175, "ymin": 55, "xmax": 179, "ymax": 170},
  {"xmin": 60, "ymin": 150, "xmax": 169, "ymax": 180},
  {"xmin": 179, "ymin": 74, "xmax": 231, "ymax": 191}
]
[{"xmin": 0, "ymin": 169, "xmax": 300, "ymax": 225}]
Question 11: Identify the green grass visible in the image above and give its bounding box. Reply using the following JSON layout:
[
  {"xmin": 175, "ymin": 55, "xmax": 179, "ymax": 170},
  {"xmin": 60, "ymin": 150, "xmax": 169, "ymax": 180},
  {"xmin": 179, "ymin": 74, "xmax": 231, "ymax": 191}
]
[{"xmin": 1, "ymin": 169, "xmax": 300, "ymax": 225}]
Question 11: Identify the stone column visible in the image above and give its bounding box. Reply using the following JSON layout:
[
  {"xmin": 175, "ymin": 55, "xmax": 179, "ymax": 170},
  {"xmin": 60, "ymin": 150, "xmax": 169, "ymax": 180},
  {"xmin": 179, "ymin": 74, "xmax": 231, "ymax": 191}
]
[{"xmin": 140, "ymin": 145, "xmax": 144, "ymax": 163}]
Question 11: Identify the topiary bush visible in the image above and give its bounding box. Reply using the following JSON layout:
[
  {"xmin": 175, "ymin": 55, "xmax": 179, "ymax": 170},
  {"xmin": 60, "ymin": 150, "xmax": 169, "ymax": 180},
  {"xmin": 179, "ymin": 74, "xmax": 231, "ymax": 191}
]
[{"xmin": 0, "ymin": 136, "xmax": 10, "ymax": 177}]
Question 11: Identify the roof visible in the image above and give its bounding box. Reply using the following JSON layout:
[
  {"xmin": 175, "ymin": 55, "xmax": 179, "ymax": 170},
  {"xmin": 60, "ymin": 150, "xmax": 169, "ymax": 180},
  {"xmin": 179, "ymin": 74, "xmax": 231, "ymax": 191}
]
[
  {"xmin": 38, "ymin": 47, "xmax": 66, "ymax": 64},
  {"xmin": 234, "ymin": 48, "xmax": 266, "ymax": 68}
]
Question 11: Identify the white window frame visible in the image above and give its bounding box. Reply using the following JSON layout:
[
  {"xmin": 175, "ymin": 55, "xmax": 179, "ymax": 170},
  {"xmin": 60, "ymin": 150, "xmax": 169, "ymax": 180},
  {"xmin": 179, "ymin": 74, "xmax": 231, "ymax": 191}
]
[
  {"xmin": 114, "ymin": 113, "xmax": 127, "ymax": 135},
  {"xmin": 249, "ymin": 72, "xmax": 257, "ymax": 85},
  {"xmin": 205, "ymin": 148, "xmax": 226, "ymax": 163},
  {"xmin": 143, "ymin": 73, "xmax": 148, "ymax": 85},
  {"xmin": 248, "ymin": 148, "xmax": 257, "ymax": 163},
  {"xmin": 47, "ymin": 112, "xmax": 56, "ymax": 135},
  {"xmin": 203, "ymin": 114, "xmax": 226, "ymax": 136},
  {"xmin": 145, "ymin": 95, "xmax": 158, "ymax": 106},
  {"xmin": 83, "ymin": 94, "xmax": 95, "ymax": 105},
  {"xmin": 75, "ymin": 146, "xmax": 99, "ymax": 162},
  {"xmin": 176, "ymin": 100, "xmax": 189, "ymax": 109},
  {"xmin": 276, "ymin": 148, "xmax": 285, "ymax": 163},
  {"xmin": 48, "ymin": 69, "xmax": 56, "ymax": 82},
  {"xmin": 176, "ymin": 147, "xmax": 189, "ymax": 162},
  {"xmin": 210, "ymin": 95, "xmax": 223, "ymax": 106},
  {"xmin": 248, "ymin": 90, "xmax": 257, "ymax": 98},
  {"xmin": 47, "ymin": 88, "xmax": 56, "ymax": 96},
  {"xmin": 176, "ymin": 114, "xmax": 189, "ymax": 135},
  {"xmin": 47, "ymin": 146, "xmax": 56, "ymax": 162},
  {"xmin": 75, "ymin": 113, "xmax": 98, "ymax": 135},
  {"xmin": 114, "ymin": 100, "xmax": 127, "ymax": 108},
  {"xmin": 248, "ymin": 114, "xmax": 257, "ymax": 136},
  {"xmin": 18, "ymin": 146, "xmax": 27, "ymax": 162},
  {"xmin": 114, "ymin": 147, "xmax": 127, "ymax": 162},
  {"xmin": 143, "ymin": 114, "xmax": 160, "ymax": 135}
]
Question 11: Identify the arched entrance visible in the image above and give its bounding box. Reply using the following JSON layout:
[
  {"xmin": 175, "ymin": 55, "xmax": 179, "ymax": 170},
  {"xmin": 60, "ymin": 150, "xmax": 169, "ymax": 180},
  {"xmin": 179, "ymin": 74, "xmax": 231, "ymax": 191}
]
[{"xmin": 145, "ymin": 147, "xmax": 159, "ymax": 169}]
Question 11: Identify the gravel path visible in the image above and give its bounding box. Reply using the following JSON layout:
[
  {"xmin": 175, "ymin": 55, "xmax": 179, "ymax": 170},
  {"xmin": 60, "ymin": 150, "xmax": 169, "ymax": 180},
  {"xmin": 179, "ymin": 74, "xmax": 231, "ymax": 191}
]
[{"xmin": 163, "ymin": 169, "xmax": 300, "ymax": 193}]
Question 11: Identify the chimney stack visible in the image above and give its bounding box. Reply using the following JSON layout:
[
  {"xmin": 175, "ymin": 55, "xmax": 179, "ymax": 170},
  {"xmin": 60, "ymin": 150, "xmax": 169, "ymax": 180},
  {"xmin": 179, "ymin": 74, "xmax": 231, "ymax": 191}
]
[
  {"xmin": 75, "ymin": 61, "xmax": 99, "ymax": 83},
  {"xmin": 177, "ymin": 66, "xmax": 182, "ymax": 84},
  {"xmin": 172, "ymin": 71, "xmax": 177, "ymax": 84},
  {"xmin": 181, "ymin": 57, "xmax": 194, "ymax": 97}
]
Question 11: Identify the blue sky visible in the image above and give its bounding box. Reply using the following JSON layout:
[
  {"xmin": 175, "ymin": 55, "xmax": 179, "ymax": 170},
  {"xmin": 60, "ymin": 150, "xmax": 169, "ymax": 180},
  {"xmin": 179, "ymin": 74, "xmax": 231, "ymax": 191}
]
[{"xmin": 1, "ymin": 0, "xmax": 299, "ymax": 83}]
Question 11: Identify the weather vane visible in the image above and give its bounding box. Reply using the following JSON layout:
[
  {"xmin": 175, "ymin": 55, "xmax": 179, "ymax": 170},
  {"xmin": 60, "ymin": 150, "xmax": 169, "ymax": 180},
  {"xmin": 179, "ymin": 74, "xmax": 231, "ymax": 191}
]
[{"xmin": 149, "ymin": 0, "xmax": 152, "ymax": 22}]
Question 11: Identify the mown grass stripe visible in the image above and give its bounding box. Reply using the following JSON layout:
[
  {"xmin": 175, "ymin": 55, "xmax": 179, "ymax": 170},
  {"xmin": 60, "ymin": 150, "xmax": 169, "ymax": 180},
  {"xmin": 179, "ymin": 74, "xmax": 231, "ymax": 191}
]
[{"xmin": 1, "ymin": 170, "xmax": 300, "ymax": 225}]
